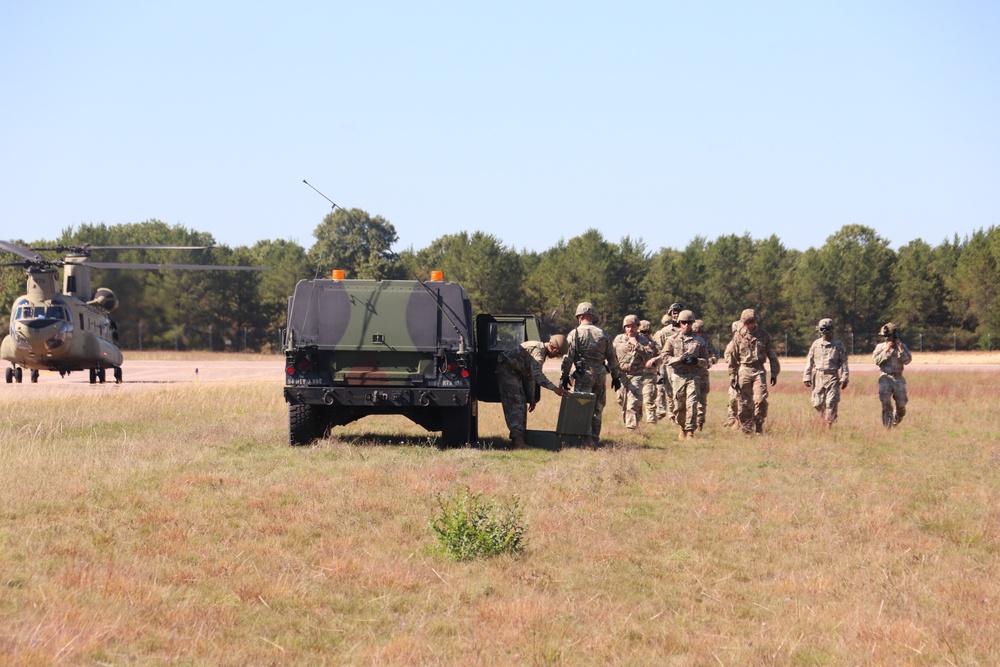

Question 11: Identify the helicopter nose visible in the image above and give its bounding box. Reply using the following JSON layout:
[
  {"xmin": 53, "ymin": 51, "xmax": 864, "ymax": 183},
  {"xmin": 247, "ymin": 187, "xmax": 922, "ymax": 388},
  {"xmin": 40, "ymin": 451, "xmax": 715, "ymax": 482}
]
[
  {"xmin": 23, "ymin": 319, "xmax": 59, "ymax": 330},
  {"xmin": 15, "ymin": 321, "xmax": 63, "ymax": 354}
]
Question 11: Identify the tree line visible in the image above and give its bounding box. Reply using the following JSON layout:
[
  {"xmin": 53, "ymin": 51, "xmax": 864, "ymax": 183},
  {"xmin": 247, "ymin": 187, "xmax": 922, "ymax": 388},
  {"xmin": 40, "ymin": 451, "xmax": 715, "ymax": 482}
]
[{"xmin": 3, "ymin": 215, "xmax": 999, "ymax": 354}]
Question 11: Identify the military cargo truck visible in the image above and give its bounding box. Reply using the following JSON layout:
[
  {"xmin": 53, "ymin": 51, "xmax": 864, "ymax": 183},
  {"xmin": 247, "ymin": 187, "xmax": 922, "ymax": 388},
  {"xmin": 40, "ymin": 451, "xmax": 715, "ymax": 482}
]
[{"xmin": 282, "ymin": 277, "xmax": 540, "ymax": 446}]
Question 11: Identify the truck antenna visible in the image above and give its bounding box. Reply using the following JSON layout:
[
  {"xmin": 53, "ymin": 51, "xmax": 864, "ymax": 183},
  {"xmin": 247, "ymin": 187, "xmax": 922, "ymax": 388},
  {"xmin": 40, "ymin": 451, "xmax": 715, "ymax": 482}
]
[{"xmin": 302, "ymin": 180, "xmax": 341, "ymax": 210}]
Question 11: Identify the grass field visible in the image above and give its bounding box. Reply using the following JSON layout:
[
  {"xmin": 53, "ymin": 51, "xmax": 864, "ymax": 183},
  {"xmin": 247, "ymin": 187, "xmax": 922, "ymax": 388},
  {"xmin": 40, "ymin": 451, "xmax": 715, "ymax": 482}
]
[{"xmin": 2, "ymin": 368, "xmax": 999, "ymax": 665}]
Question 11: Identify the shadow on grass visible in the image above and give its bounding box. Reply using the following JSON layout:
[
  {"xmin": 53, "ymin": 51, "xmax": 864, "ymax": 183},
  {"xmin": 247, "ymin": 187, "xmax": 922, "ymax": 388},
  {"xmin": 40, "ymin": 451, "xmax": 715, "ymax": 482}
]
[
  {"xmin": 316, "ymin": 432, "xmax": 514, "ymax": 451},
  {"xmin": 314, "ymin": 432, "xmax": 650, "ymax": 452}
]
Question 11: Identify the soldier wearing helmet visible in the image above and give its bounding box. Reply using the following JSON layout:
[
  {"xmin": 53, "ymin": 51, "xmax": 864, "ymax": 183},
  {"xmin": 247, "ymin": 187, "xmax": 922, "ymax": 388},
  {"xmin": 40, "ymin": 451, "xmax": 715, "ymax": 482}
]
[
  {"xmin": 725, "ymin": 308, "xmax": 781, "ymax": 435},
  {"xmin": 657, "ymin": 310, "xmax": 709, "ymax": 439},
  {"xmin": 638, "ymin": 320, "xmax": 660, "ymax": 425},
  {"xmin": 496, "ymin": 335, "xmax": 569, "ymax": 448},
  {"xmin": 575, "ymin": 301, "xmax": 600, "ymax": 322},
  {"xmin": 803, "ymin": 318, "xmax": 849, "ymax": 426},
  {"xmin": 873, "ymin": 322, "xmax": 911, "ymax": 428},
  {"xmin": 560, "ymin": 302, "xmax": 626, "ymax": 445},
  {"xmin": 613, "ymin": 315, "xmax": 658, "ymax": 430},
  {"xmin": 651, "ymin": 302, "xmax": 685, "ymax": 422},
  {"xmin": 691, "ymin": 319, "xmax": 718, "ymax": 431}
]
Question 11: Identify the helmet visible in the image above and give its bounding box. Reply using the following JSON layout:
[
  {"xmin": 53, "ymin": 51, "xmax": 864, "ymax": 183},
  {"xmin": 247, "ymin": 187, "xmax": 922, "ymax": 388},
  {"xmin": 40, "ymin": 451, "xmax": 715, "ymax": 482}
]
[
  {"xmin": 669, "ymin": 302, "xmax": 684, "ymax": 314},
  {"xmin": 818, "ymin": 318, "xmax": 834, "ymax": 332},
  {"xmin": 677, "ymin": 309, "xmax": 695, "ymax": 323},
  {"xmin": 575, "ymin": 302, "xmax": 599, "ymax": 321},
  {"xmin": 692, "ymin": 319, "xmax": 704, "ymax": 333},
  {"xmin": 880, "ymin": 322, "xmax": 897, "ymax": 337},
  {"xmin": 622, "ymin": 314, "xmax": 639, "ymax": 328},
  {"xmin": 740, "ymin": 308, "xmax": 757, "ymax": 324},
  {"xmin": 661, "ymin": 313, "xmax": 672, "ymax": 325},
  {"xmin": 638, "ymin": 320, "xmax": 652, "ymax": 334},
  {"xmin": 731, "ymin": 320, "xmax": 741, "ymax": 333},
  {"xmin": 548, "ymin": 334, "xmax": 569, "ymax": 356}
]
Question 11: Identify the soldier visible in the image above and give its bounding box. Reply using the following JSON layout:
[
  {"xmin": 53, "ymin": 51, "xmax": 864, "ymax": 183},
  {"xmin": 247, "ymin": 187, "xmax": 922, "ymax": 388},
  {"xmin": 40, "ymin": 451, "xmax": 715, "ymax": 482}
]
[
  {"xmin": 873, "ymin": 322, "xmax": 911, "ymax": 428},
  {"xmin": 721, "ymin": 320, "xmax": 741, "ymax": 428},
  {"xmin": 691, "ymin": 319, "xmax": 717, "ymax": 431},
  {"xmin": 559, "ymin": 302, "xmax": 627, "ymax": 445},
  {"xmin": 726, "ymin": 308, "xmax": 780, "ymax": 435},
  {"xmin": 803, "ymin": 318, "xmax": 849, "ymax": 426},
  {"xmin": 651, "ymin": 303, "xmax": 684, "ymax": 422},
  {"xmin": 497, "ymin": 335, "xmax": 568, "ymax": 448},
  {"xmin": 662, "ymin": 310, "xmax": 710, "ymax": 439},
  {"xmin": 638, "ymin": 319, "xmax": 660, "ymax": 424},
  {"xmin": 613, "ymin": 315, "xmax": 658, "ymax": 430}
]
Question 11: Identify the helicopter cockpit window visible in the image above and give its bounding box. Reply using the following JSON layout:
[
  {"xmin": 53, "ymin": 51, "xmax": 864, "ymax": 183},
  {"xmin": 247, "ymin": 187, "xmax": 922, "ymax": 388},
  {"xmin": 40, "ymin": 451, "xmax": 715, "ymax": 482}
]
[{"xmin": 15, "ymin": 306, "xmax": 70, "ymax": 321}]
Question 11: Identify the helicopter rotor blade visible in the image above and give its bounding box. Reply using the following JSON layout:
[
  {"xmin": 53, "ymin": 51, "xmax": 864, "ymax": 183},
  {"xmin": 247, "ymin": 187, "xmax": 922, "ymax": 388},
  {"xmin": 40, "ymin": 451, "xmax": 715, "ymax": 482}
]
[
  {"xmin": 82, "ymin": 245, "xmax": 209, "ymax": 251},
  {"xmin": 0, "ymin": 240, "xmax": 46, "ymax": 262},
  {"xmin": 84, "ymin": 262, "xmax": 270, "ymax": 271},
  {"xmin": 29, "ymin": 244, "xmax": 210, "ymax": 253},
  {"xmin": 0, "ymin": 260, "xmax": 54, "ymax": 268}
]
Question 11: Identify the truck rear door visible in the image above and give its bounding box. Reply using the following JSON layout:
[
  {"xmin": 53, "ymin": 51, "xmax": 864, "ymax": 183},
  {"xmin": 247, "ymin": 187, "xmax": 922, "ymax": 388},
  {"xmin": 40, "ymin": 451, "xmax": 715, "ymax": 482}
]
[{"xmin": 474, "ymin": 313, "xmax": 542, "ymax": 403}]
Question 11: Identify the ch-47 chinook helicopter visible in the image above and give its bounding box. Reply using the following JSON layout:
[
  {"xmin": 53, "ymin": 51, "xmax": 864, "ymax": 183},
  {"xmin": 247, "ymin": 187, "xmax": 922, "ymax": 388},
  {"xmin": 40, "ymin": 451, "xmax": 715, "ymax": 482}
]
[{"xmin": 1, "ymin": 240, "xmax": 267, "ymax": 384}]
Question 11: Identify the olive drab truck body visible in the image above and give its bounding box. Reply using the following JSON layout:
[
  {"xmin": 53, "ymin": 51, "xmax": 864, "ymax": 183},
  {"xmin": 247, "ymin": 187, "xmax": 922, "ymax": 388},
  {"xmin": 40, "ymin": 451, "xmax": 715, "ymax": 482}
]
[{"xmin": 282, "ymin": 277, "xmax": 539, "ymax": 446}]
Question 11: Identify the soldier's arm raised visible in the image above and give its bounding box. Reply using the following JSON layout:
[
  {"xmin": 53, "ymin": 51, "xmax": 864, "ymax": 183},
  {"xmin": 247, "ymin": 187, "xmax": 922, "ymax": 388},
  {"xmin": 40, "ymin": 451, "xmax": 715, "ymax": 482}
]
[{"xmin": 873, "ymin": 344, "xmax": 888, "ymax": 367}]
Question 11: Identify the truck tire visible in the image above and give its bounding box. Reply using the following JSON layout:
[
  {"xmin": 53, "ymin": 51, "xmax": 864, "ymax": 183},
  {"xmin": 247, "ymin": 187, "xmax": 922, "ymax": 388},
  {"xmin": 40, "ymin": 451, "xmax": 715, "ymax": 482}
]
[
  {"xmin": 289, "ymin": 403, "xmax": 318, "ymax": 446},
  {"xmin": 440, "ymin": 404, "xmax": 474, "ymax": 447}
]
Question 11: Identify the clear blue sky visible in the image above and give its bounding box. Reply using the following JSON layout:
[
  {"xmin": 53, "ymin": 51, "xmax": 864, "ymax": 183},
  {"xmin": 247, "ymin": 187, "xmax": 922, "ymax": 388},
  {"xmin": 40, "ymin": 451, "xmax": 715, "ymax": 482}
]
[{"xmin": 2, "ymin": 2, "xmax": 997, "ymax": 255}]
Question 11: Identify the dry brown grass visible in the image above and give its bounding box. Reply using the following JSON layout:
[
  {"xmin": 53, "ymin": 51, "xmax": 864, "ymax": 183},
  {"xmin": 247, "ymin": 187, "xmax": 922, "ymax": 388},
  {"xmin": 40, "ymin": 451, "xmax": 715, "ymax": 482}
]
[{"xmin": 1, "ymin": 369, "xmax": 999, "ymax": 665}]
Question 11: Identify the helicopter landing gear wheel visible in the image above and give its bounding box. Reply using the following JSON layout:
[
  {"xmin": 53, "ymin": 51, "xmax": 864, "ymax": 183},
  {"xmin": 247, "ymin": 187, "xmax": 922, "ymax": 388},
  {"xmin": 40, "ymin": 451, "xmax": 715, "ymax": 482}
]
[
  {"xmin": 14, "ymin": 367, "xmax": 22, "ymax": 383},
  {"xmin": 5, "ymin": 368, "xmax": 12, "ymax": 383},
  {"xmin": 89, "ymin": 368, "xmax": 97, "ymax": 384},
  {"xmin": 114, "ymin": 366, "xmax": 122, "ymax": 384},
  {"xmin": 30, "ymin": 369, "xmax": 39, "ymax": 383},
  {"xmin": 98, "ymin": 367, "xmax": 107, "ymax": 384}
]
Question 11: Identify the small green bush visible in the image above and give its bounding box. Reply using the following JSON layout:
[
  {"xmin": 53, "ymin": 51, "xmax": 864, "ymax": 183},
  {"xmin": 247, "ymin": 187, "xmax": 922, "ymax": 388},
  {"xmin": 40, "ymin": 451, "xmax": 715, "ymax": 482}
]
[{"xmin": 430, "ymin": 486, "xmax": 527, "ymax": 560}]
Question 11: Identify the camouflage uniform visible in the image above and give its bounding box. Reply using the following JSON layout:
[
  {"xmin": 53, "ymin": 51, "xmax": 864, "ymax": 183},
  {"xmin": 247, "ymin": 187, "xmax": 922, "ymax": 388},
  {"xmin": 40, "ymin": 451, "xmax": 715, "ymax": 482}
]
[
  {"xmin": 560, "ymin": 317, "xmax": 623, "ymax": 441},
  {"xmin": 722, "ymin": 321, "xmax": 741, "ymax": 428},
  {"xmin": 726, "ymin": 310, "xmax": 781, "ymax": 434},
  {"xmin": 638, "ymin": 321, "xmax": 660, "ymax": 424},
  {"xmin": 692, "ymin": 320, "xmax": 717, "ymax": 431},
  {"xmin": 803, "ymin": 323, "xmax": 849, "ymax": 425},
  {"xmin": 653, "ymin": 314, "xmax": 682, "ymax": 421},
  {"xmin": 873, "ymin": 324, "xmax": 911, "ymax": 428},
  {"xmin": 613, "ymin": 322, "xmax": 658, "ymax": 430},
  {"xmin": 497, "ymin": 341, "xmax": 560, "ymax": 439},
  {"xmin": 663, "ymin": 315, "xmax": 709, "ymax": 436}
]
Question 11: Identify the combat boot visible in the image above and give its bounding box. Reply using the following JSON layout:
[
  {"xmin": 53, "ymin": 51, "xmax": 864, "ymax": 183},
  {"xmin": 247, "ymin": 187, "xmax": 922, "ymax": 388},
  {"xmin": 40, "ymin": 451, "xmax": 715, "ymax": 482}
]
[
  {"xmin": 511, "ymin": 435, "xmax": 529, "ymax": 449},
  {"xmin": 678, "ymin": 428, "xmax": 686, "ymax": 441}
]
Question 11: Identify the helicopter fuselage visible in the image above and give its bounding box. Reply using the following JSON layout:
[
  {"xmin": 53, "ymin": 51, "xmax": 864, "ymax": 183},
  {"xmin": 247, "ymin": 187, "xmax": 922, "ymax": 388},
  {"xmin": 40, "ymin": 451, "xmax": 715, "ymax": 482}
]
[{"xmin": 1, "ymin": 293, "xmax": 123, "ymax": 374}]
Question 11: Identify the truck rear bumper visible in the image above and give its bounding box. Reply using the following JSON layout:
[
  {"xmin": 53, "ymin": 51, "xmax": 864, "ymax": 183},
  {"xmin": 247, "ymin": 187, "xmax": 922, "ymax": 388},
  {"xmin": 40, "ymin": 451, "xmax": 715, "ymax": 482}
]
[{"xmin": 284, "ymin": 386, "xmax": 472, "ymax": 408}]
